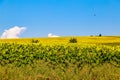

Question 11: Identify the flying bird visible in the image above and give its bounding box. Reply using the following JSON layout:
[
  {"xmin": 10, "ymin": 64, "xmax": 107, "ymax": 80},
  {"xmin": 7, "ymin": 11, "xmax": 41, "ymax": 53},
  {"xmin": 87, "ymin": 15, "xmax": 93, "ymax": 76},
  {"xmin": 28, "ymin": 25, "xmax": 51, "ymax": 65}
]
[{"xmin": 94, "ymin": 14, "xmax": 96, "ymax": 16}]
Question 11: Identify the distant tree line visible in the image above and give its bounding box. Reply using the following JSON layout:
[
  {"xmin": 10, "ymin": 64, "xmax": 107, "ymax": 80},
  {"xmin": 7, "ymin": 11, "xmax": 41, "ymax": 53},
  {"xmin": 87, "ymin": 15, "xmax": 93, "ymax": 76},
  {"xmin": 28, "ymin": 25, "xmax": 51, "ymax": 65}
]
[{"xmin": 90, "ymin": 34, "xmax": 102, "ymax": 37}]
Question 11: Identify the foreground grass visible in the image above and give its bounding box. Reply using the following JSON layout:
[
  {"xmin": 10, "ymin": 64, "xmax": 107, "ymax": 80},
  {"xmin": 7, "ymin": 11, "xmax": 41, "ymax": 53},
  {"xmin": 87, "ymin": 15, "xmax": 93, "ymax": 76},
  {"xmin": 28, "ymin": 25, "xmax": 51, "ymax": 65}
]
[{"xmin": 0, "ymin": 60, "xmax": 120, "ymax": 80}]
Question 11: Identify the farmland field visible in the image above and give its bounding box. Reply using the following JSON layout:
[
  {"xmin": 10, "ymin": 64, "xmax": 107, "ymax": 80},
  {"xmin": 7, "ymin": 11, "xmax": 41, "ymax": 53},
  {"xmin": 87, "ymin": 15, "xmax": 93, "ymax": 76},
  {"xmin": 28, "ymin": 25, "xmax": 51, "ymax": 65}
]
[{"xmin": 0, "ymin": 36, "xmax": 120, "ymax": 80}]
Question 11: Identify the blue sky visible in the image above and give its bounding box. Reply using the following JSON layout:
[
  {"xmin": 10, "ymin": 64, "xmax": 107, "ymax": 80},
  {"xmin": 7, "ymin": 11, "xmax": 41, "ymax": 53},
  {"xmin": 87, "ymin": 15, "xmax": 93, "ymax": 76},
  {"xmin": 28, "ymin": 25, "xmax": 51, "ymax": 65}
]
[{"xmin": 0, "ymin": 0, "xmax": 120, "ymax": 38}]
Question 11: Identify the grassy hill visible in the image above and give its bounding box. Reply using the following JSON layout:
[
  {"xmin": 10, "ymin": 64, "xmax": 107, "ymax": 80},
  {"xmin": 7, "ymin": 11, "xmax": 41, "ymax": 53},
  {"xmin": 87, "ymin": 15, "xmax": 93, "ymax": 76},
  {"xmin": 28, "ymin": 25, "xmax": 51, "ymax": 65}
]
[
  {"xmin": 1, "ymin": 36, "xmax": 120, "ymax": 44},
  {"xmin": 0, "ymin": 36, "xmax": 120, "ymax": 80}
]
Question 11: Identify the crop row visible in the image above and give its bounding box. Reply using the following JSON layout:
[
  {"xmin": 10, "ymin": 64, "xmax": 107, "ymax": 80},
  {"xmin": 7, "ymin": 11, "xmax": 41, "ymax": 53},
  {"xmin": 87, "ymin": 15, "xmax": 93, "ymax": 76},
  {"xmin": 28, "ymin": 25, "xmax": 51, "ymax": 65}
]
[{"xmin": 0, "ymin": 43, "xmax": 120, "ymax": 68}]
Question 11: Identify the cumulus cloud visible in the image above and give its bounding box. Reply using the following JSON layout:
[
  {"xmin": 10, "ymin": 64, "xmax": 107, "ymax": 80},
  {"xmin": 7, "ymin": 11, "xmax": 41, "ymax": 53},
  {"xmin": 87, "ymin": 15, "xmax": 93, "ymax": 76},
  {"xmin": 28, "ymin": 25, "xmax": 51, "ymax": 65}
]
[
  {"xmin": 1, "ymin": 26, "xmax": 26, "ymax": 39},
  {"xmin": 48, "ymin": 33, "xmax": 60, "ymax": 37}
]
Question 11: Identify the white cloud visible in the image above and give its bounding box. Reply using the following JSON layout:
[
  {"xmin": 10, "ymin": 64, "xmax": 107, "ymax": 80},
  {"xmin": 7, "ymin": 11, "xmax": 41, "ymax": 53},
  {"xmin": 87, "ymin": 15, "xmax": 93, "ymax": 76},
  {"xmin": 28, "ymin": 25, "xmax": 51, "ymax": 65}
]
[
  {"xmin": 48, "ymin": 33, "xmax": 60, "ymax": 37},
  {"xmin": 1, "ymin": 26, "xmax": 26, "ymax": 39}
]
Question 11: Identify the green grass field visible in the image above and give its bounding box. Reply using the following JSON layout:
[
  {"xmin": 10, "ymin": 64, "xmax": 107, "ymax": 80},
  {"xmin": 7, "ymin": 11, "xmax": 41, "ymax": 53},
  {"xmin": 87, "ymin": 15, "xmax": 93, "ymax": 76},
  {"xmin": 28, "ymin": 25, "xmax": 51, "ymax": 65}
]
[{"xmin": 0, "ymin": 36, "xmax": 120, "ymax": 80}]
